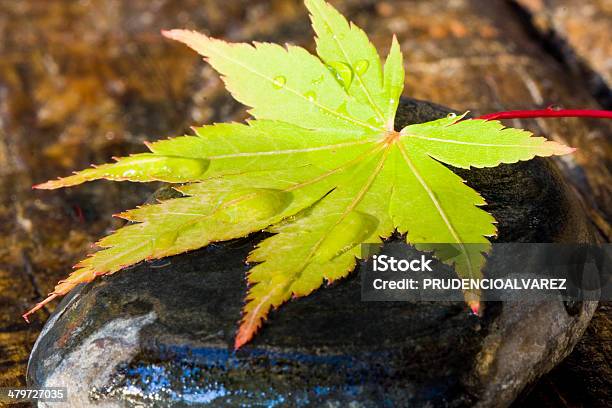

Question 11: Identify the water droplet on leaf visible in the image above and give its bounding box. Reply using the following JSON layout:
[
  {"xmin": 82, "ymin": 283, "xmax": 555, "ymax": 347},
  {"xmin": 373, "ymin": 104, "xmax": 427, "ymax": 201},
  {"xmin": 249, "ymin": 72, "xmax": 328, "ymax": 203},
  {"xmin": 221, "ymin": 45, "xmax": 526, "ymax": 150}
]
[
  {"xmin": 304, "ymin": 91, "xmax": 317, "ymax": 102},
  {"xmin": 327, "ymin": 61, "xmax": 353, "ymax": 90},
  {"xmin": 151, "ymin": 157, "xmax": 209, "ymax": 180},
  {"xmin": 103, "ymin": 155, "xmax": 208, "ymax": 181},
  {"xmin": 218, "ymin": 189, "xmax": 293, "ymax": 223},
  {"xmin": 355, "ymin": 59, "xmax": 370, "ymax": 76},
  {"xmin": 273, "ymin": 76, "xmax": 286, "ymax": 89},
  {"xmin": 367, "ymin": 116, "xmax": 384, "ymax": 127},
  {"xmin": 314, "ymin": 211, "xmax": 379, "ymax": 262}
]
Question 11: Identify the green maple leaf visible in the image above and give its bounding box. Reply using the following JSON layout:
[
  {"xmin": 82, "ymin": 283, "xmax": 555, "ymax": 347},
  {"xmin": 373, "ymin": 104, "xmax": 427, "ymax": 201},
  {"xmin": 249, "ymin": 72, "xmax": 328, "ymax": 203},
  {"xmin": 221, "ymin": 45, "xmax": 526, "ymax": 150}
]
[{"xmin": 27, "ymin": 0, "xmax": 573, "ymax": 348}]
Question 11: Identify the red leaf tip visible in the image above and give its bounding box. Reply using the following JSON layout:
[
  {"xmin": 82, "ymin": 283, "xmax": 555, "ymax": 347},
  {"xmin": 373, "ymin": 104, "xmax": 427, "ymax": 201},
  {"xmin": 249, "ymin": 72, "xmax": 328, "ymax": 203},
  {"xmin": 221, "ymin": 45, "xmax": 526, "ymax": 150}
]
[
  {"xmin": 234, "ymin": 331, "xmax": 249, "ymax": 350},
  {"xmin": 234, "ymin": 317, "xmax": 261, "ymax": 350},
  {"xmin": 468, "ymin": 300, "xmax": 481, "ymax": 316}
]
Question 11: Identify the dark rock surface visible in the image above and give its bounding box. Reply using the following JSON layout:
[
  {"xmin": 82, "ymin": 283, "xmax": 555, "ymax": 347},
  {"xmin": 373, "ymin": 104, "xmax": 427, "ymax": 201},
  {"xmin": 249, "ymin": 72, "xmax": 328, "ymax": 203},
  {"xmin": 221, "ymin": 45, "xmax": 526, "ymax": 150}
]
[
  {"xmin": 515, "ymin": 303, "xmax": 612, "ymax": 408},
  {"xmin": 27, "ymin": 99, "xmax": 599, "ymax": 407}
]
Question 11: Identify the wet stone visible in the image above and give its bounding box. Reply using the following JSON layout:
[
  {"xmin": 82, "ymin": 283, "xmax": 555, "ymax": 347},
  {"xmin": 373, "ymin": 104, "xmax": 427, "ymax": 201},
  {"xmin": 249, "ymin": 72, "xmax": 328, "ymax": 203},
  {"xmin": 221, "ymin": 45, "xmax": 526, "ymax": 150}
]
[{"xmin": 27, "ymin": 99, "xmax": 599, "ymax": 407}]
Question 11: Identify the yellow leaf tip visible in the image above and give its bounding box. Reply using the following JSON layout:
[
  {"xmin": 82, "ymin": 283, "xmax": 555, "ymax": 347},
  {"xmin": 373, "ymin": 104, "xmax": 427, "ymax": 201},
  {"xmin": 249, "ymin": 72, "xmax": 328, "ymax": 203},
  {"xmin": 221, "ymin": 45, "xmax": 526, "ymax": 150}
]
[
  {"xmin": 162, "ymin": 29, "xmax": 214, "ymax": 58},
  {"xmin": 161, "ymin": 29, "xmax": 182, "ymax": 39},
  {"xmin": 162, "ymin": 29, "xmax": 208, "ymax": 44},
  {"xmin": 33, "ymin": 180, "xmax": 58, "ymax": 189}
]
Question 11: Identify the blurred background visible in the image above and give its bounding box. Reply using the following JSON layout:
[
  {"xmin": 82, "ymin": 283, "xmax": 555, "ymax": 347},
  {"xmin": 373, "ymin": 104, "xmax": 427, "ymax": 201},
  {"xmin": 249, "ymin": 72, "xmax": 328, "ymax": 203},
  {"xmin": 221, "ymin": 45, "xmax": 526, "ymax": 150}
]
[{"xmin": 0, "ymin": 0, "xmax": 610, "ymax": 406}]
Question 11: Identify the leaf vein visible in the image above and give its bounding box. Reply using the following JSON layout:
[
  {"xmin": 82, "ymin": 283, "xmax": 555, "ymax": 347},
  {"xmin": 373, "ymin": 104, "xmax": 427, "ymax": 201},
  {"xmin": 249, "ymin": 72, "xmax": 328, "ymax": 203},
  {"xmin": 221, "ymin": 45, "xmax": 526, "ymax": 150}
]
[{"xmin": 396, "ymin": 142, "xmax": 475, "ymax": 276}]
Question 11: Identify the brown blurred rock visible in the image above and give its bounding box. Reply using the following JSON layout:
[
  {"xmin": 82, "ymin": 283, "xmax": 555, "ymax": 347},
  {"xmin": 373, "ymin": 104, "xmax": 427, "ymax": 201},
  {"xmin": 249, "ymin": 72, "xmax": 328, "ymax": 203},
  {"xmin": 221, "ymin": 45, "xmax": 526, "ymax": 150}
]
[{"xmin": 515, "ymin": 0, "xmax": 612, "ymax": 105}]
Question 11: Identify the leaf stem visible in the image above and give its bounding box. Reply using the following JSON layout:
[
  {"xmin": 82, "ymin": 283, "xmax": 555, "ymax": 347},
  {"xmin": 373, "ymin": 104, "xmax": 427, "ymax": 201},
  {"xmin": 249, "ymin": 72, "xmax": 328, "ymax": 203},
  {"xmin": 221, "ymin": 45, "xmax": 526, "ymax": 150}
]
[{"xmin": 477, "ymin": 107, "xmax": 612, "ymax": 120}]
